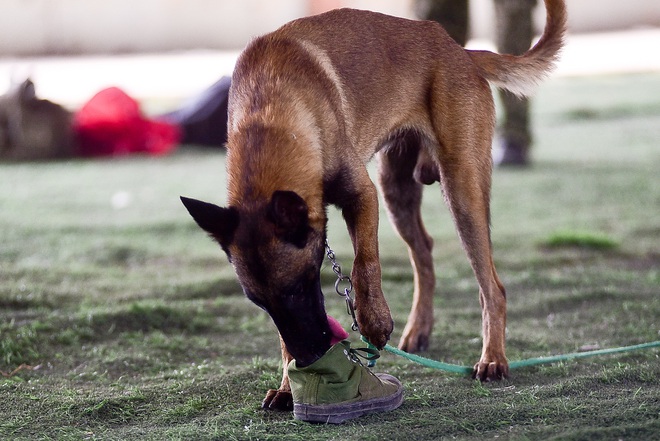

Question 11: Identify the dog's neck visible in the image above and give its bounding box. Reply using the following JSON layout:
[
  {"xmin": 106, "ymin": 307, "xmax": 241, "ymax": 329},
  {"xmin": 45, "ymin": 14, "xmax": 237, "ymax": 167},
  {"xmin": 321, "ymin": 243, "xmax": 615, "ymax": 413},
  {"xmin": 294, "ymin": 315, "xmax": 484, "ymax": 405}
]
[
  {"xmin": 226, "ymin": 119, "xmax": 326, "ymax": 228},
  {"xmin": 226, "ymin": 54, "xmax": 346, "ymax": 230}
]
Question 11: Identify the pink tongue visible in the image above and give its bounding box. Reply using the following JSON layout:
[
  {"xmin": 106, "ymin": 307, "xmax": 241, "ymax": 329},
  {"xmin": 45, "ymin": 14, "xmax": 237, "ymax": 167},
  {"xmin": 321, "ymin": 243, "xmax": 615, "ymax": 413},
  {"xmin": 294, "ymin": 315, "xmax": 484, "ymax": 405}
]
[{"xmin": 327, "ymin": 314, "xmax": 350, "ymax": 345}]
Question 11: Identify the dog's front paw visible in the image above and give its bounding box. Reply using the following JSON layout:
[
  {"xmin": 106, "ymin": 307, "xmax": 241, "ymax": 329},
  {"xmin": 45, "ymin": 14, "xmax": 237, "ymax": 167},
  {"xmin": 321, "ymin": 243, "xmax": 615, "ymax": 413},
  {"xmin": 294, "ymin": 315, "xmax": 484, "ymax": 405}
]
[
  {"xmin": 472, "ymin": 358, "xmax": 509, "ymax": 382},
  {"xmin": 356, "ymin": 301, "xmax": 393, "ymax": 349},
  {"xmin": 262, "ymin": 389, "xmax": 293, "ymax": 411}
]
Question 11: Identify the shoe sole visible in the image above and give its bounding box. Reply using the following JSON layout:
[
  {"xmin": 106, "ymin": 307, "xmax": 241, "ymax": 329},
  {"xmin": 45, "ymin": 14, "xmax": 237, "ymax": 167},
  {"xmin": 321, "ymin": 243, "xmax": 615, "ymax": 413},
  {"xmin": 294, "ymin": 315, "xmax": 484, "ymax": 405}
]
[{"xmin": 293, "ymin": 374, "xmax": 404, "ymax": 424}]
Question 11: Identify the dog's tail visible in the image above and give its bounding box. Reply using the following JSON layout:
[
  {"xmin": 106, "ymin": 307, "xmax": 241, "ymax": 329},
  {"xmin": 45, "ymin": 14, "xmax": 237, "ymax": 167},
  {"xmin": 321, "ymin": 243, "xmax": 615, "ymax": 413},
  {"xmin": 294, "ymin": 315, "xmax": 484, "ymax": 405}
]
[{"xmin": 467, "ymin": 0, "xmax": 567, "ymax": 97}]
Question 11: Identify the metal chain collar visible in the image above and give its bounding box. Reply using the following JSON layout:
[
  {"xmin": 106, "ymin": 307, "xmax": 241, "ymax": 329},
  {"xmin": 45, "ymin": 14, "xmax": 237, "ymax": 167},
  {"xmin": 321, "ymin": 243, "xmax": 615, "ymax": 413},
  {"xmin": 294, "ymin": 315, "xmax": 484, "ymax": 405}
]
[{"xmin": 325, "ymin": 240, "xmax": 359, "ymax": 332}]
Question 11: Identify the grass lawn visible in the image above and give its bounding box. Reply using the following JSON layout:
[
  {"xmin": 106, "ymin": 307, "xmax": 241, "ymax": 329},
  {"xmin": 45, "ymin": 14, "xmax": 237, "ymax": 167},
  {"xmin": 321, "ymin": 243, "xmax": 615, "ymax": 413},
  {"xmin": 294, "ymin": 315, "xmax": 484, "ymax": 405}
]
[{"xmin": 1, "ymin": 73, "xmax": 659, "ymax": 440}]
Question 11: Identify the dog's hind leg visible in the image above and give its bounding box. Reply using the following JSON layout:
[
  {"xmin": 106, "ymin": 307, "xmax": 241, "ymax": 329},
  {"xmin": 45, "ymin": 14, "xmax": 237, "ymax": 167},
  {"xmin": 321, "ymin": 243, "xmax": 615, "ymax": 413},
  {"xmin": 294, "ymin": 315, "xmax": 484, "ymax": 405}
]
[
  {"xmin": 377, "ymin": 132, "xmax": 436, "ymax": 353},
  {"xmin": 431, "ymin": 92, "xmax": 508, "ymax": 381}
]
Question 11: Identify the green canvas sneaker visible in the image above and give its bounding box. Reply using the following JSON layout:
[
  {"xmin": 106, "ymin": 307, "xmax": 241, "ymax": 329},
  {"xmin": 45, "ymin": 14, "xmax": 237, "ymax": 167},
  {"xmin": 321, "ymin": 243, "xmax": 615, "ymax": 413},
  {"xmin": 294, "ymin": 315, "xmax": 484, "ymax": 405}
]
[{"xmin": 288, "ymin": 341, "xmax": 404, "ymax": 424}]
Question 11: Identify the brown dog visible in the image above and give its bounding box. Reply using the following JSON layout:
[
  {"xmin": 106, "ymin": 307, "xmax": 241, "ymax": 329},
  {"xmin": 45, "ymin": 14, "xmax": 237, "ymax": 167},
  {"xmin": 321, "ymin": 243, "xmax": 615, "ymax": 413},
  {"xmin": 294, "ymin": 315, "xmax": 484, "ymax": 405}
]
[{"xmin": 182, "ymin": 0, "xmax": 566, "ymax": 410}]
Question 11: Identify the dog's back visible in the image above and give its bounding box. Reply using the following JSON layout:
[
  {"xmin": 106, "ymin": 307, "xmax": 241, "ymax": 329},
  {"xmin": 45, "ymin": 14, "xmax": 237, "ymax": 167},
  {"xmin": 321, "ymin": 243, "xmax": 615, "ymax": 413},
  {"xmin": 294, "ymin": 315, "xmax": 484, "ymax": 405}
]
[
  {"xmin": 229, "ymin": 1, "xmax": 565, "ymax": 163},
  {"xmin": 229, "ymin": 9, "xmax": 477, "ymax": 165}
]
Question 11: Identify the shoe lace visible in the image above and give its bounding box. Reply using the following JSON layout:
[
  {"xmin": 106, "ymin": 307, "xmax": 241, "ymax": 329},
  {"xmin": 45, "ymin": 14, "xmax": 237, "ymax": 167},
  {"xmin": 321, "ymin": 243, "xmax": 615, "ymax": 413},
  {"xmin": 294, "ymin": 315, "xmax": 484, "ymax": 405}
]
[{"xmin": 343, "ymin": 344, "xmax": 380, "ymax": 366}]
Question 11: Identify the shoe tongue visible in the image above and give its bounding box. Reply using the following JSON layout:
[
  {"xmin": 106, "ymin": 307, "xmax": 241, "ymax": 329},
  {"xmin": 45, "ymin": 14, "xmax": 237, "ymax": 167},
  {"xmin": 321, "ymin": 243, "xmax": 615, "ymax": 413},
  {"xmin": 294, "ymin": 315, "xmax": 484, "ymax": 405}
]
[{"xmin": 327, "ymin": 314, "xmax": 350, "ymax": 345}]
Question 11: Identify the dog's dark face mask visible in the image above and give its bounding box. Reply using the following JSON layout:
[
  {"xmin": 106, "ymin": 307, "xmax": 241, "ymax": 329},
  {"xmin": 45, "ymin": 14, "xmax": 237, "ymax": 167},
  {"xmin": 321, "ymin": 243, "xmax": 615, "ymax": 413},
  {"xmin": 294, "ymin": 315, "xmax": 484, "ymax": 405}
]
[{"xmin": 181, "ymin": 191, "xmax": 332, "ymax": 366}]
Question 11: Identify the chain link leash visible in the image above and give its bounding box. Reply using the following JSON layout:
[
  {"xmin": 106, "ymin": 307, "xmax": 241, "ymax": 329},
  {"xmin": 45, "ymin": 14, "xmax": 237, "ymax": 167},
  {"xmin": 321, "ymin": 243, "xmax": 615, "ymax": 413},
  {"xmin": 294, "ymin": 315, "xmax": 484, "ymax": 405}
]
[{"xmin": 325, "ymin": 240, "xmax": 359, "ymax": 332}]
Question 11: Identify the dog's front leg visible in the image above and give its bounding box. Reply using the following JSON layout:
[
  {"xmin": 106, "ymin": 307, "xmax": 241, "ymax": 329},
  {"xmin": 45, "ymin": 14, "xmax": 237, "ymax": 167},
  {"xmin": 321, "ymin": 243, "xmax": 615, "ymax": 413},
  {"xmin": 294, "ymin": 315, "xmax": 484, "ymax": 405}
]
[
  {"xmin": 262, "ymin": 334, "xmax": 294, "ymax": 411},
  {"xmin": 341, "ymin": 169, "xmax": 393, "ymax": 349}
]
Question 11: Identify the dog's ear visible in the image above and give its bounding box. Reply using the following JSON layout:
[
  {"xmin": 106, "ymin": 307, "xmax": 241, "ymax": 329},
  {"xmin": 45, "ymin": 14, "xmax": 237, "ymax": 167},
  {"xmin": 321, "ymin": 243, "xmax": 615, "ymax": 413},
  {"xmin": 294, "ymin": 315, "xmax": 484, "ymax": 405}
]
[
  {"xmin": 180, "ymin": 196, "xmax": 239, "ymax": 253},
  {"xmin": 268, "ymin": 190, "xmax": 309, "ymax": 248}
]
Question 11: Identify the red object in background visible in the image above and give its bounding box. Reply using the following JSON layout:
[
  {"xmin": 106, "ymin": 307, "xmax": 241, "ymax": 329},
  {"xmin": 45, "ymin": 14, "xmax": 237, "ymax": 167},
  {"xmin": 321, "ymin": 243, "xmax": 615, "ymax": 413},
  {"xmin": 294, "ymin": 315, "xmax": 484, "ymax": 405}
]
[{"xmin": 73, "ymin": 87, "xmax": 180, "ymax": 157}]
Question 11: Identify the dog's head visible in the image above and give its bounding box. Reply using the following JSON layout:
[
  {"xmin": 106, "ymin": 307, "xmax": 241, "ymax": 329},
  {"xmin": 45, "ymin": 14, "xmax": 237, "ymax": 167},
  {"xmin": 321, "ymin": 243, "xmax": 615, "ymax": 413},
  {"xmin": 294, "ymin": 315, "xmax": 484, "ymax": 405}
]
[{"xmin": 181, "ymin": 191, "xmax": 331, "ymax": 365}]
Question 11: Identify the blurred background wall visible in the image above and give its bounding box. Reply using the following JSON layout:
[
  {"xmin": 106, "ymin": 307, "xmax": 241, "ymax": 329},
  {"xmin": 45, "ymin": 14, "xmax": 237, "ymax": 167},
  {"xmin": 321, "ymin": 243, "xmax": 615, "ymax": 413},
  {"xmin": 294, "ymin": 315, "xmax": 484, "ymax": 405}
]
[{"xmin": 1, "ymin": 0, "xmax": 659, "ymax": 56}]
